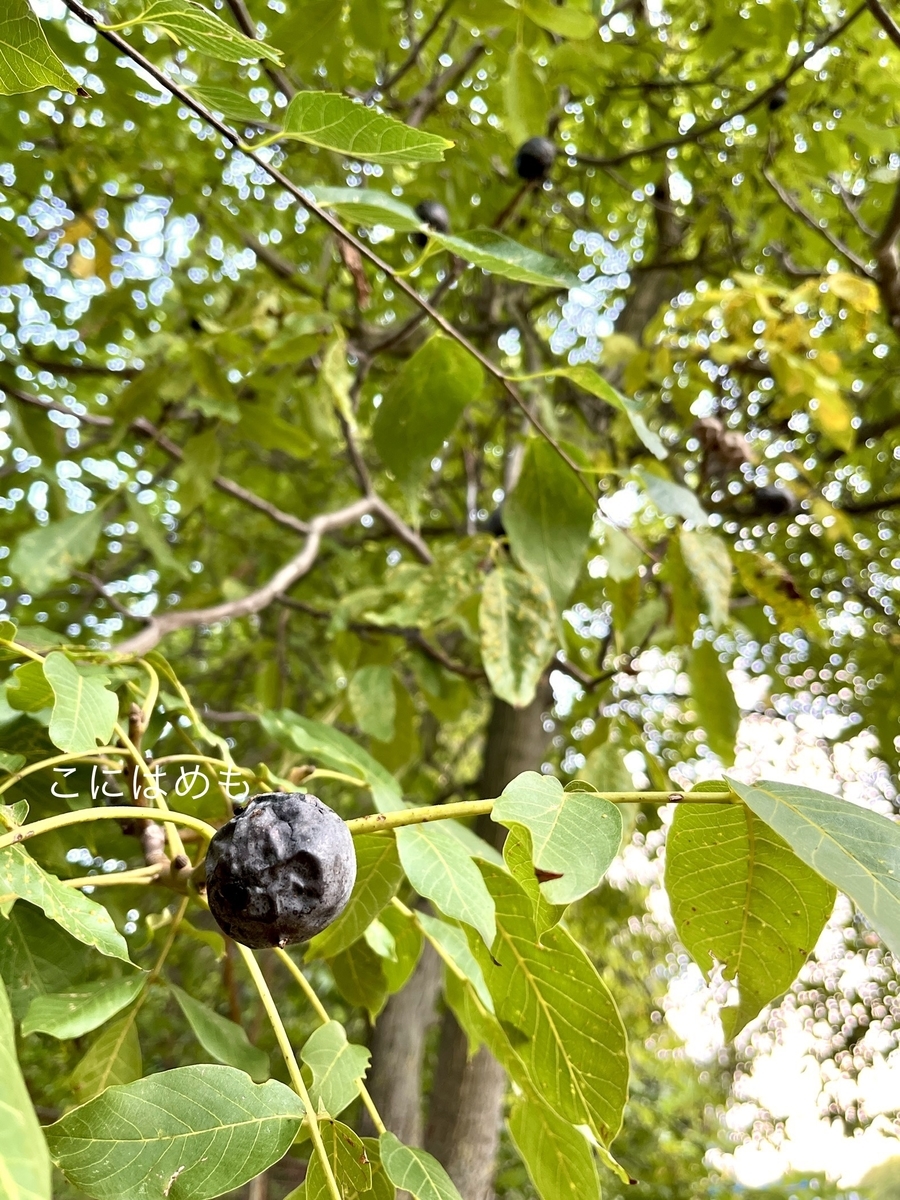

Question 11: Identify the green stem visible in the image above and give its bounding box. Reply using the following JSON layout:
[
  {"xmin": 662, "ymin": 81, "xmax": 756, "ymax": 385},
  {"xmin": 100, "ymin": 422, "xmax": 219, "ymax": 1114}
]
[
  {"xmin": 115, "ymin": 720, "xmax": 187, "ymax": 862},
  {"xmin": 0, "ymin": 746, "xmax": 129, "ymax": 797},
  {"xmin": 306, "ymin": 768, "xmax": 368, "ymax": 789},
  {"xmin": 344, "ymin": 790, "xmax": 736, "ymax": 836},
  {"xmin": 274, "ymin": 948, "xmax": 387, "ymax": 1135},
  {"xmin": 238, "ymin": 946, "xmax": 343, "ymax": 1200},
  {"xmin": 0, "ymin": 806, "xmax": 216, "ymax": 852}
]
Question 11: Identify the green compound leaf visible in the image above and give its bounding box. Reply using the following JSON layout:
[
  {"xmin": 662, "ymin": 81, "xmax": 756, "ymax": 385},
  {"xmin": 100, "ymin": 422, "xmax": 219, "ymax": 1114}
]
[
  {"xmin": 115, "ymin": 0, "xmax": 283, "ymax": 64},
  {"xmin": 415, "ymin": 910, "xmax": 494, "ymax": 1012},
  {"xmin": 379, "ymin": 1132, "xmax": 463, "ymax": 1200},
  {"xmin": 349, "ymin": 665, "xmax": 396, "ymax": 743},
  {"xmin": 397, "ymin": 822, "xmax": 496, "ymax": 948},
  {"xmin": 492, "ymin": 771, "xmax": 622, "ymax": 907},
  {"xmin": 9, "ymin": 510, "xmax": 105, "ymax": 597},
  {"xmin": 430, "ymin": 228, "xmax": 578, "ymax": 288},
  {"xmin": 169, "ymin": 984, "xmax": 268, "ymax": 1083},
  {"xmin": 689, "ymin": 640, "xmax": 740, "ymax": 765},
  {"xmin": 504, "ymin": 438, "xmax": 596, "ymax": 608},
  {"xmin": 44, "ymin": 652, "xmax": 119, "ymax": 755},
  {"xmin": 308, "ymin": 187, "xmax": 422, "ymax": 232},
  {"xmin": 308, "ymin": 833, "xmax": 405, "ymax": 959},
  {"xmin": 680, "ymin": 528, "xmax": 732, "ymax": 629},
  {"xmin": 22, "ymin": 976, "xmax": 146, "ymax": 1041},
  {"xmin": 373, "ymin": 336, "xmax": 484, "ymax": 489},
  {"xmin": 522, "ymin": 0, "xmax": 596, "ymax": 40},
  {"xmin": 69, "ymin": 1014, "xmax": 142, "ymax": 1106},
  {"xmin": 728, "ymin": 778, "xmax": 900, "ymax": 961},
  {"xmin": 472, "ymin": 864, "xmax": 628, "ymax": 1147},
  {"xmin": 46, "ymin": 1065, "xmax": 305, "ymax": 1200},
  {"xmin": 508, "ymin": 1094, "xmax": 601, "ymax": 1200},
  {"xmin": 0, "ymin": 975, "xmax": 51, "ymax": 1200},
  {"xmin": 300, "ymin": 1021, "xmax": 370, "ymax": 1118},
  {"xmin": 301, "ymin": 1121, "xmax": 374, "ymax": 1200},
  {"xmin": 260, "ymin": 710, "xmax": 404, "ymax": 815},
  {"xmin": 666, "ymin": 797, "xmax": 836, "ymax": 1038},
  {"xmin": 0, "ymin": 850, "xmax": 131, "ymax": 964},
  {"xmin": 536, "ymin": 366, "xmax": 666, "ymax": 459},
  {"xmin": 479, "ymin": 564, "xmax": 557, "ymax": 708},
  {"xmin": 0, "ymin": 902, "xmax": 88, "ymax": 1020},
  {"xmin": 0, "ymin": 1, "xmax": 75, "ymax": 96},
  {"xmin": 283, "ymin": 92, "xmax": 453, "ymax": 164},
  {"xmin": 6, "ymin": 661, "xmax": 54, "ymax": 714}
]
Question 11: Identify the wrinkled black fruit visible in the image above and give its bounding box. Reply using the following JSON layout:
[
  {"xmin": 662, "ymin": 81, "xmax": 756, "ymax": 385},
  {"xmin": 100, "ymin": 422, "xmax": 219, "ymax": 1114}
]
[
  {"xmin": 481, "ymin": 506, "xmax": 506, "ymax": 537},
  {"xmin": 205, "ymin": 792, "xmax": 356, "ymax": 949},
  {"xmin": 514, "ymin": 137, "xmax": 557, "ymax": 181},
  {"xmin": 412, "ymin": 199, "xmax": 451, "ymax": 248},
  {"xmin": 752, "ymin": 485, "xmax": 795, "ymax": 516},
  {"xmin": 768, "ymin": 86, "xmax": 788, "ymax": 112}
]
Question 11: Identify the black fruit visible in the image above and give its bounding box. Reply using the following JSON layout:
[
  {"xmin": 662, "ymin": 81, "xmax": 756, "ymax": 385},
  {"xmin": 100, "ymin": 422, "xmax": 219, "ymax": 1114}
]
[
  {"xmin": 752, "ymin": 485, "xmax": 795, "ymax": 516},
  {"xmin": 204, "ymin": 792, "xmax": 356, "ymax": 949},
  {"xmin": 768, "ymin": 86, "xmax": 788, "ymax": 112},
  {"xmin": 514, "ymin": 137, "xmax": 557, "ymax": 181},
  {"xmin": 481, "ymin": 506, "xmax": 506, "ymax": 537},
  {"xmin": 412, "ymin": 199, "xmax": 451, "ymax": 248}
]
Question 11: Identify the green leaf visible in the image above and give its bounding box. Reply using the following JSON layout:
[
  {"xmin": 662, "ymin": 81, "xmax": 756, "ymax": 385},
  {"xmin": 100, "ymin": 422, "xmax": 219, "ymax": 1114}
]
[
  {"xmin": 6, "ymin": 662, "xmax": 53, "ymax": 714},
  {"xmin": 0, "ymin": 974, "xmax": 51, "ymax": 1200},
  {"xmin": 22, "ymin": 975, "xmax": 146, "ymax": 1040},
  {"xmin": 349, "ymin": 665, "xmax": 396, "ymax": 742},
  {"xmin": 0, "ymin": 849, "xmax": 131, "ymax": 963},
  {"xmin": 0, "ymin": 902, "xmax": 88, "ymax": 1020},
  {"xmin": 415, "ymin": 910, "xmax": 494, "ymax": 1012},
  {"xmin": 69, "ymin": 1014, "xmax": 142, "ymax": 1105},
  {"xmin": 680, "ymin": 528, "xmax": 731, "ymax": 629},
  {"xmin": 472, "ymin": 864, "xmax": 629, "ymax": 1146},
  {"xmin": 636, "ymin": 467, "xmax": 709, "ymax": 525},
  {"xmin": 282, "ymin": 92, "xmax": 453, "ymax": 164},
  {"xmin": 689, "ymin": 641, "xmax": 740, "ymax": 764},
  {"xmin": 46, "ymin": 1065, "xmax": 305, "ymax": 1200},
  {"xmin": 300, "ymin": 1021, "xmax": 370, "ymax": 1118},
  {"xmin": 10, "ymin": 510, "xmax": 105, "ymax": 597},
  {"xmin": 522, "ymin": 0, "xmax": 596, "ymax": 39},
  {"xmin": 379, "ymin": 1132, "xmax": 463, "ymax": 1200},
  {"xmin": 397, "ymin": 823, "xmax": 496, "ymax": 947},
  {"xmin": 0, "ymin": 0, "xmax": 75, "ymax": 96},
  {"xmin": 504, "ymin": 438, "xmax": 595, "ymax": 608},
  {"xmin": 303, "ymin": 1121, "xmax": 373, "ymax": 1200},
  {"xmin": 328, "ymin": 938, "xmax": 390, "ymax": 1020},
  {"xmin": 373, "ymin": 336, "xmax": 484, "ymax": 488},
  {"xmin": 168, "ymin": 984, "xmax": 268, "ymax": 1083},
  {"xmin": 260, "ymin": 710, "xmax": 404, "ymax": 814},
  {"xmin": 44, "ymin": 652, "xmax": 119, "ymax": 755},
  {"xmin": 307, "ymin": 834, "xmax": 404, "ymax": 959},
  {"xmin": 508, "ymin": 1095, "xmax": 600, "ymax": 1200},
  {"xmin": 727, "ymin": 778, "xmax": 900, "ymax": 961},
  {"xmin": 118, "ymin": 0, "xmax": 283, "ymax": 64},
  {"xmin": 667, "ymin": 798, "xmax": 836, "ymax": 1037},
  {"xmin": 430, "ymin": 229, "xmax": 578, "ymax": 288},
  {"xmin": 479, "ymin": 564, "xmax": 557, "ymax": 707},
  {"xmin": 537, "ymin": 367, "xmax": 666, "ymax": 459},
  {"xmin": 187, "ymin": 86, "xmax": 265, "ymax": 124},
  {"xmin": 492, "ymin": 771, "xmax": 622, "ymax": 906},
  {"xmin": 309, "ymin": 187, "xmax": 421, "ymax": 231},
  {"xmin": 504, "ymin": 44, "xmax": 546, "ymax": 145}
]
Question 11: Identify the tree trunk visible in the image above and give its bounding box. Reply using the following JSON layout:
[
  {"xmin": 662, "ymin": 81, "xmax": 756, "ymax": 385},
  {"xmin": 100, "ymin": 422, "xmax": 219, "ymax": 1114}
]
[
  {"xmin": 423, "ymin": 682, "xmax": 553, "ymax": 1200},
  {"xmin": 362, "ymin": 941, "xmax": 443, "ymax": 1146}
]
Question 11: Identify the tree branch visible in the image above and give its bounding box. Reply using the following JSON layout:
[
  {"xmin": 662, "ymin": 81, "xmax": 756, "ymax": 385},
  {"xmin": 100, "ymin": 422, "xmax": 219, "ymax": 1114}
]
[
  {"xmin": 761, "ymin": 166, "xmax": 874, "ymax": 276},
  {"xmin": 4, "ymin": 383, "xmax": 313, "ymax": 536},
  {"xmin": 221, "ymin": 0, "xmax": 298, "ymax": 99},
  {"xmin": 574, "ymin": 4, "xmax": 867, "ymax": 169},
  {"xmin": 873, "ymin": 175, "xmax": 900, "ymax": 335},
  {"xmin": 368, "ymin": 0, "xmax": 457, "ymax": 99},
  {"xmin": 60, "ymin": 0, "xmax": 591, "ymax": 498},
  {"xmin": 866, "ymin": 0, "xmax": 900, "ymax": 47}
]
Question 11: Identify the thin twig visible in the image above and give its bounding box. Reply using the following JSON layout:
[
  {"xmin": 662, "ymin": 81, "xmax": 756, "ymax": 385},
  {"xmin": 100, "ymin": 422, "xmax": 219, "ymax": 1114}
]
[
  {"xmin": 59, "ymin": 0, "xmax": 589, "ymax": 495},
  {"xmin": 369, "ymin": 0, "xmax": 457, "ymax": 98},
  {"xmin": 761, "ymin": 166, "xmax": 874, "ymax": 276}
]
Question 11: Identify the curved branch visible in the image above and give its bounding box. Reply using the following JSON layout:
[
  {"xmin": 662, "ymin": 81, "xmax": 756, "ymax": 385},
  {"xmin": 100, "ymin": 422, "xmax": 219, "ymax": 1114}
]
[
  {"xmin": 114, "ymin": 496, "xmax": 429, "ymax": 655},
  {"xmin": 59, "ymin": 0, "xmax": 591, "ymax": 497}
]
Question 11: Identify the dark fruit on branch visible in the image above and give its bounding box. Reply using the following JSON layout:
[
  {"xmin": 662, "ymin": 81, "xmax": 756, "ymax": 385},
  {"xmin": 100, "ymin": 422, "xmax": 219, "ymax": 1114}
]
[
  {"xmin": 481, "ymin": 507, "xmax": 506, "ymax": 537},
  {"xmin": 412, "ymin": 199, "xmax": 451, "ymax": 248},
  {"xmin": 752, "ymin": 485, "xmax": 795, "ymax": 516},
  {"xmin": 205, "ymin": 792, "xmax": 356, "ymax": 949},
  {"xmin": 514, "ymin": 137, "xmax": 557, "ymax": 181},
  {"xmin": 768, "ymin": 87, "xmax": 788, "ymax": 112}
]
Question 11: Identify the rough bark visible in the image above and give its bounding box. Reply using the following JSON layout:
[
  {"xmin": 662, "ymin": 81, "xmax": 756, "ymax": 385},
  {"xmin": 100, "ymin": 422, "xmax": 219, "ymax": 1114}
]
[
  {"xmin": 361, "ymin": 940, "xmax": 443, "ymax": 1146},
  {"xmin": 423, "ymin": 682, "xmax": 553, "ymax": 1200}
]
